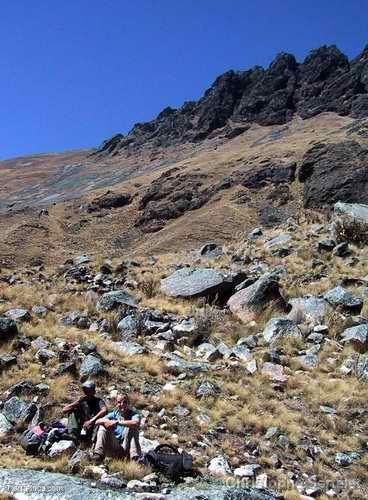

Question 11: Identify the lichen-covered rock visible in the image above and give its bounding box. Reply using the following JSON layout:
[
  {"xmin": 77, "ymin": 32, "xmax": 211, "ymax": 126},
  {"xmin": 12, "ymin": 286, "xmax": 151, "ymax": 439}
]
[
  {"xmin": 324, "ymin": 286, "xmax": 363, "ymax": 314},
  {"xmin": 96, "ymin": 290, "xmax": 137, "ymax": 311},
  {"xmin": 79, "ymin": 355, "xmax": 105, "ymax": 379},
  {"xmin": 341, "ymin": 324, "xmax": 368, "ymax": 352},
  {"xmin": 262, "ymin": 317, "xmax": 302, "ymax": 344}
]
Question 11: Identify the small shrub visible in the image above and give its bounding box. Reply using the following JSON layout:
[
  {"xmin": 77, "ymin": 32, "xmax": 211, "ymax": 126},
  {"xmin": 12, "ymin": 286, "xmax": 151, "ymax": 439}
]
[
  {"xmin": 190, "ymin": 302, "xmax": 225, "ymax": 339},
  {"xmin": 138, "ymin": 275, "xmax": 159, "ymax": 298}
]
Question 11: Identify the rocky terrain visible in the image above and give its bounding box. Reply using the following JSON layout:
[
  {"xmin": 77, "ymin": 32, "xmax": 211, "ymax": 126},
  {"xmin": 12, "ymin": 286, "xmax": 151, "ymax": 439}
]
[
  {"xmin": 0, "ymin": 44, "xmax": 368, "ymax": 499},
  {"xmin": 0, "ymin": 202, "xmax": 368, "ymax": 499}
]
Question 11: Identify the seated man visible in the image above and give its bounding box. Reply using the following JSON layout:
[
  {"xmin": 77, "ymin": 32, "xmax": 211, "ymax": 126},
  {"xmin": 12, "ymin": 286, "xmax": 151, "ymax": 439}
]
[
  {"xmin": 62, "ymin": 380, "xmax": 107, "ymax": 443},
  {"xmin": 93, "ymin": 393, "xmax": 141, "ymax": 462}
]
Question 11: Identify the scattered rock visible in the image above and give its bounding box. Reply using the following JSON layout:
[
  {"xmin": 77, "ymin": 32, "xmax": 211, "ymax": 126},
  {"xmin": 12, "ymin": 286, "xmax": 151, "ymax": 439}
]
[
  {"xmin": 161, "ymin": 267, "xmax": 230, "ymax": 302},
  {"xmin": 79, "ymin": 355, "xmax": 105, "ymax": 379},
  {"xmin": 262, "ymin": 317, "xmax": 302, "ymax": 345},
  {"xmin": 96, "ymin": 290, "xmax": 137, "ymax": 311},
  {"xmin": 341, "ymin": 324, "xmax": 368, "ymax": 352},
  {"xmin": 228, "ymin": 273, "xmax": 289, "ymax": 323},
  {"xmin": 234, "ymin": 464, "xmax": 261, "ymax": 478},
  {"xmin": 324, "ymin": 286, "xmax": 363, "ymax": 314},
  {"xmin": 48, "ymin": 440, "xmax": 76, "ymax": 458},
  {"xmin": 261, "ymin": 362, "xmax": 287, "ymax": 382},
  {"xmin": 199, "ymin": 242, "xmax": 223, "ymax": 258},
  {"xmin": 208, "ymin": 455, "xmax": 232, "ymax": 476}
]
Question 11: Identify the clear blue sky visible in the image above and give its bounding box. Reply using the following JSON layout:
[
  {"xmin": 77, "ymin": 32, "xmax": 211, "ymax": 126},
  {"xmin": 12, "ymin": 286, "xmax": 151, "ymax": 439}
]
[{"xmin": 1, "ymin": 0, "xmax": 366, "ymax": 159}]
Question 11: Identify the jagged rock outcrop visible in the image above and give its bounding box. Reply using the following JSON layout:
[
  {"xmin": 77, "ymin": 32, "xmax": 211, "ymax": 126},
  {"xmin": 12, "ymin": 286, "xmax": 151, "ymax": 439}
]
[
  {"xmin": 96, "ymin": 45, "xmax": 368, "ymax": 156},
  {"xmin": 298, "ymin": 140, "xmax": 368, "ymax": 208}
]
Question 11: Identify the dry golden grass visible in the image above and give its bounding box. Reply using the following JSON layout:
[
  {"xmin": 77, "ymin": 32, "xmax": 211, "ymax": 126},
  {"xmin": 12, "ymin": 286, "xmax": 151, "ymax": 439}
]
[{"xmin": 107, "ymin": 459, "xmax": 151, "ymax": 479}]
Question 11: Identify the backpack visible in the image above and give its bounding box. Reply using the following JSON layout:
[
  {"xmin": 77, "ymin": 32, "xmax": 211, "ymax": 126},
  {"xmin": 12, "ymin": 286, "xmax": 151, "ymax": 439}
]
[
  {"xmin": 144, "ymin": 444, "xmax": 193, "ymax": 480},
  {"xmin": 19, "ymin": 427, "xmax": 44, "ymax": 455}
]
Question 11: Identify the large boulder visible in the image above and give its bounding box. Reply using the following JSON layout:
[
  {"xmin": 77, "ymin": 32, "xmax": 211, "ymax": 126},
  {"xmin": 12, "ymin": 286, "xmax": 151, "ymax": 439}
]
[
  {"xmin": 0, "ymin": 316, "xmax": 18, "ymax": 341},
  {"xmin": 228, "ymin": 274, "xmax": 289, "ymax": 323},
  {"xmin": 161, "ymin": 267, "xmax": 231, "ymax": 302},
  {"xmin": 96, "ymin": 290, "xmax": 137, "ymax": 311}
]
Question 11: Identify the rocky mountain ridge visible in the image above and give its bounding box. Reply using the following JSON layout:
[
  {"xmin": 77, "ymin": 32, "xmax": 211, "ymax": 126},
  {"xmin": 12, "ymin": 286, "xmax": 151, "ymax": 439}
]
[{"xmin": 96, "ymin": 44, "xmax": 368, "ymax": 156}]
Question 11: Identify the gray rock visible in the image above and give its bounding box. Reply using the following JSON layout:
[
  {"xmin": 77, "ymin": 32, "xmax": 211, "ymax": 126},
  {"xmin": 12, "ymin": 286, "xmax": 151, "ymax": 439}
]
[
  {"xmin": 199, "ymin": 242, "xmax": 223, "ymax": 258},
  {"xmin": 79, "ymin": 355, "xmax": 105, "ymax": 379},
  {"xmin": 35, "ymin": 349, "xmax": 57, "ymax": 363},
  {"xmin": 324, "ymin": 286, "xmax": 363, "ymax": 314},
  {"xmin": 196, "ymin": 380, "xmax": 221, "ymax": 398},
  {"xmin": 237, "ymin": 335, "xmax": 258, "ymax": 349},
  {"xmin": 73, "ymin": 254, "xmax": 91, "ymax": 265},
  {"xmin": 60, "ymin": 311, "xmax": 91, "ymax": 329},
  {"xmin": 333, "ymin": 241, "xmax": 350, "ymax": 257},
  {"xmin": 31, "ymin": 336, "xmax": 50, "ymax": 350},
  {"xmin": 0, "ymin": 413, "xmax": 13, "ymax": 436},
  {"xmin": 356, "ymin": 354, "xmax": 368, "ymax": 381},
  {"xmin": 334, "ymin": 201, "xmax": 368, "ymax": 223},
  {"xmin": 335, "ymin": 451, "xmax": 360, "ymax": 466},
  {"xmin": 117, "ymin": 315, "xmax": 139, "ymax": 337},
  {"xmin": 2, "ymin": 397, "xmax": 36, "ymax": 425},
  {"xmin": 208, "ymin": 455, "xmax": 232, "ymax": 476},
  {"xmin": 5, "ymin": 308, "xmax": 31, "ymax": 322},
  {"xmin": 97, "ymin": 290, "xmax": 137, "ymax": 311},
  {"xmin": 228, "ymin": 273, "xmax": 288, "ymax": 323},
  {"xmin": 264, "ymin": 233, "xmax": 291, "ymax": 249},
  {"xmin": 341, "ymin": 324, "xmax": 368, "ymax": 352},
  {"xmin": 196, "ymin": 343, "xmax": 222, "ymax": 362},
  {"xmin": 160, "ymin": 267, "xmax": 227, "ymax": 300},
  {"xmin": 113, "ymin": 341, "xmax": 146, "ymax": 356},
  {"xmin": 263, "ymin": 317, "xmax": 302, "ymax": 344},
  {"xmin": 234, "ymin": 464, "xmax": 261, "ymax": 477},
  {"xmin": 318, "ymin": 239, "xmax": 336, "ymax": 251},
  {"xmin": 173, "ymin": 405, "xmax": 190, "ymax": 417},
  {"xmin": 297, "ymin": 353, "xmax": 319, "ymax": 370},
  {"xmin": 231, "ymin": 344, "xmax": 253, "ymax": 361},
  {"xmin": 48, "ymin": 440, "xmax": 76, "ymax": 458},
  {"xmin": 165, "ymin": 353, "xmax": 209, "ymax": 372},
  {"xmin": 32, "ymin": 305, "xmax": 48, "ymax": 316},
  {"xmin": 0, "ymin": 316, "xmax": 18, "ymax": 341},
  {"xmin": 172, "ymin": 318, "xmax": 198, "ymax": 337},
  {"xmin": 265, "ymin": 426, "xmax": 280, "ymax": 439},
  {"xmin": 248, "ymin": 227, "xmax": 263, "ymax": 240},
  {"xmin": 0, "ymin": 354, "xmax": 17, "ymax": 370},
  {"xmin": 288, "ymin": 297, "xmax": 330, "ymax": 324}
]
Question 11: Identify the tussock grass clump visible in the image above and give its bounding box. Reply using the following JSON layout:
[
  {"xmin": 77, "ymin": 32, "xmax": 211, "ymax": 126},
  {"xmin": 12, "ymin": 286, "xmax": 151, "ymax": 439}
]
[
  {"xmin": 107, "ymin": 459, "xmax": 152, "ymax": 479},
  {"xmin": 334, "ymin": 215, "xmax": 368, "ymax": 245}
]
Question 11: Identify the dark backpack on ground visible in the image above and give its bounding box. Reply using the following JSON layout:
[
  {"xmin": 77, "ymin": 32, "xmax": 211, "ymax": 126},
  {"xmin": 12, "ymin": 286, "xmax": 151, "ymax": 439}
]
[
  {"xmin": 144, "ymin": 444, "xmax": 193, "ymax": 480},
  {"xmin": 19, "ymin": 428, "xmax": 44, "ymax": 455}
]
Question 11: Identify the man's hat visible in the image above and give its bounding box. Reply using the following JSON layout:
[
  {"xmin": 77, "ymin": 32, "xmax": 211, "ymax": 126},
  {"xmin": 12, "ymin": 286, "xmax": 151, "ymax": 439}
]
[{"xmin": 82, "ymin": 380, "xmax": 96, "ymax": 391}]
